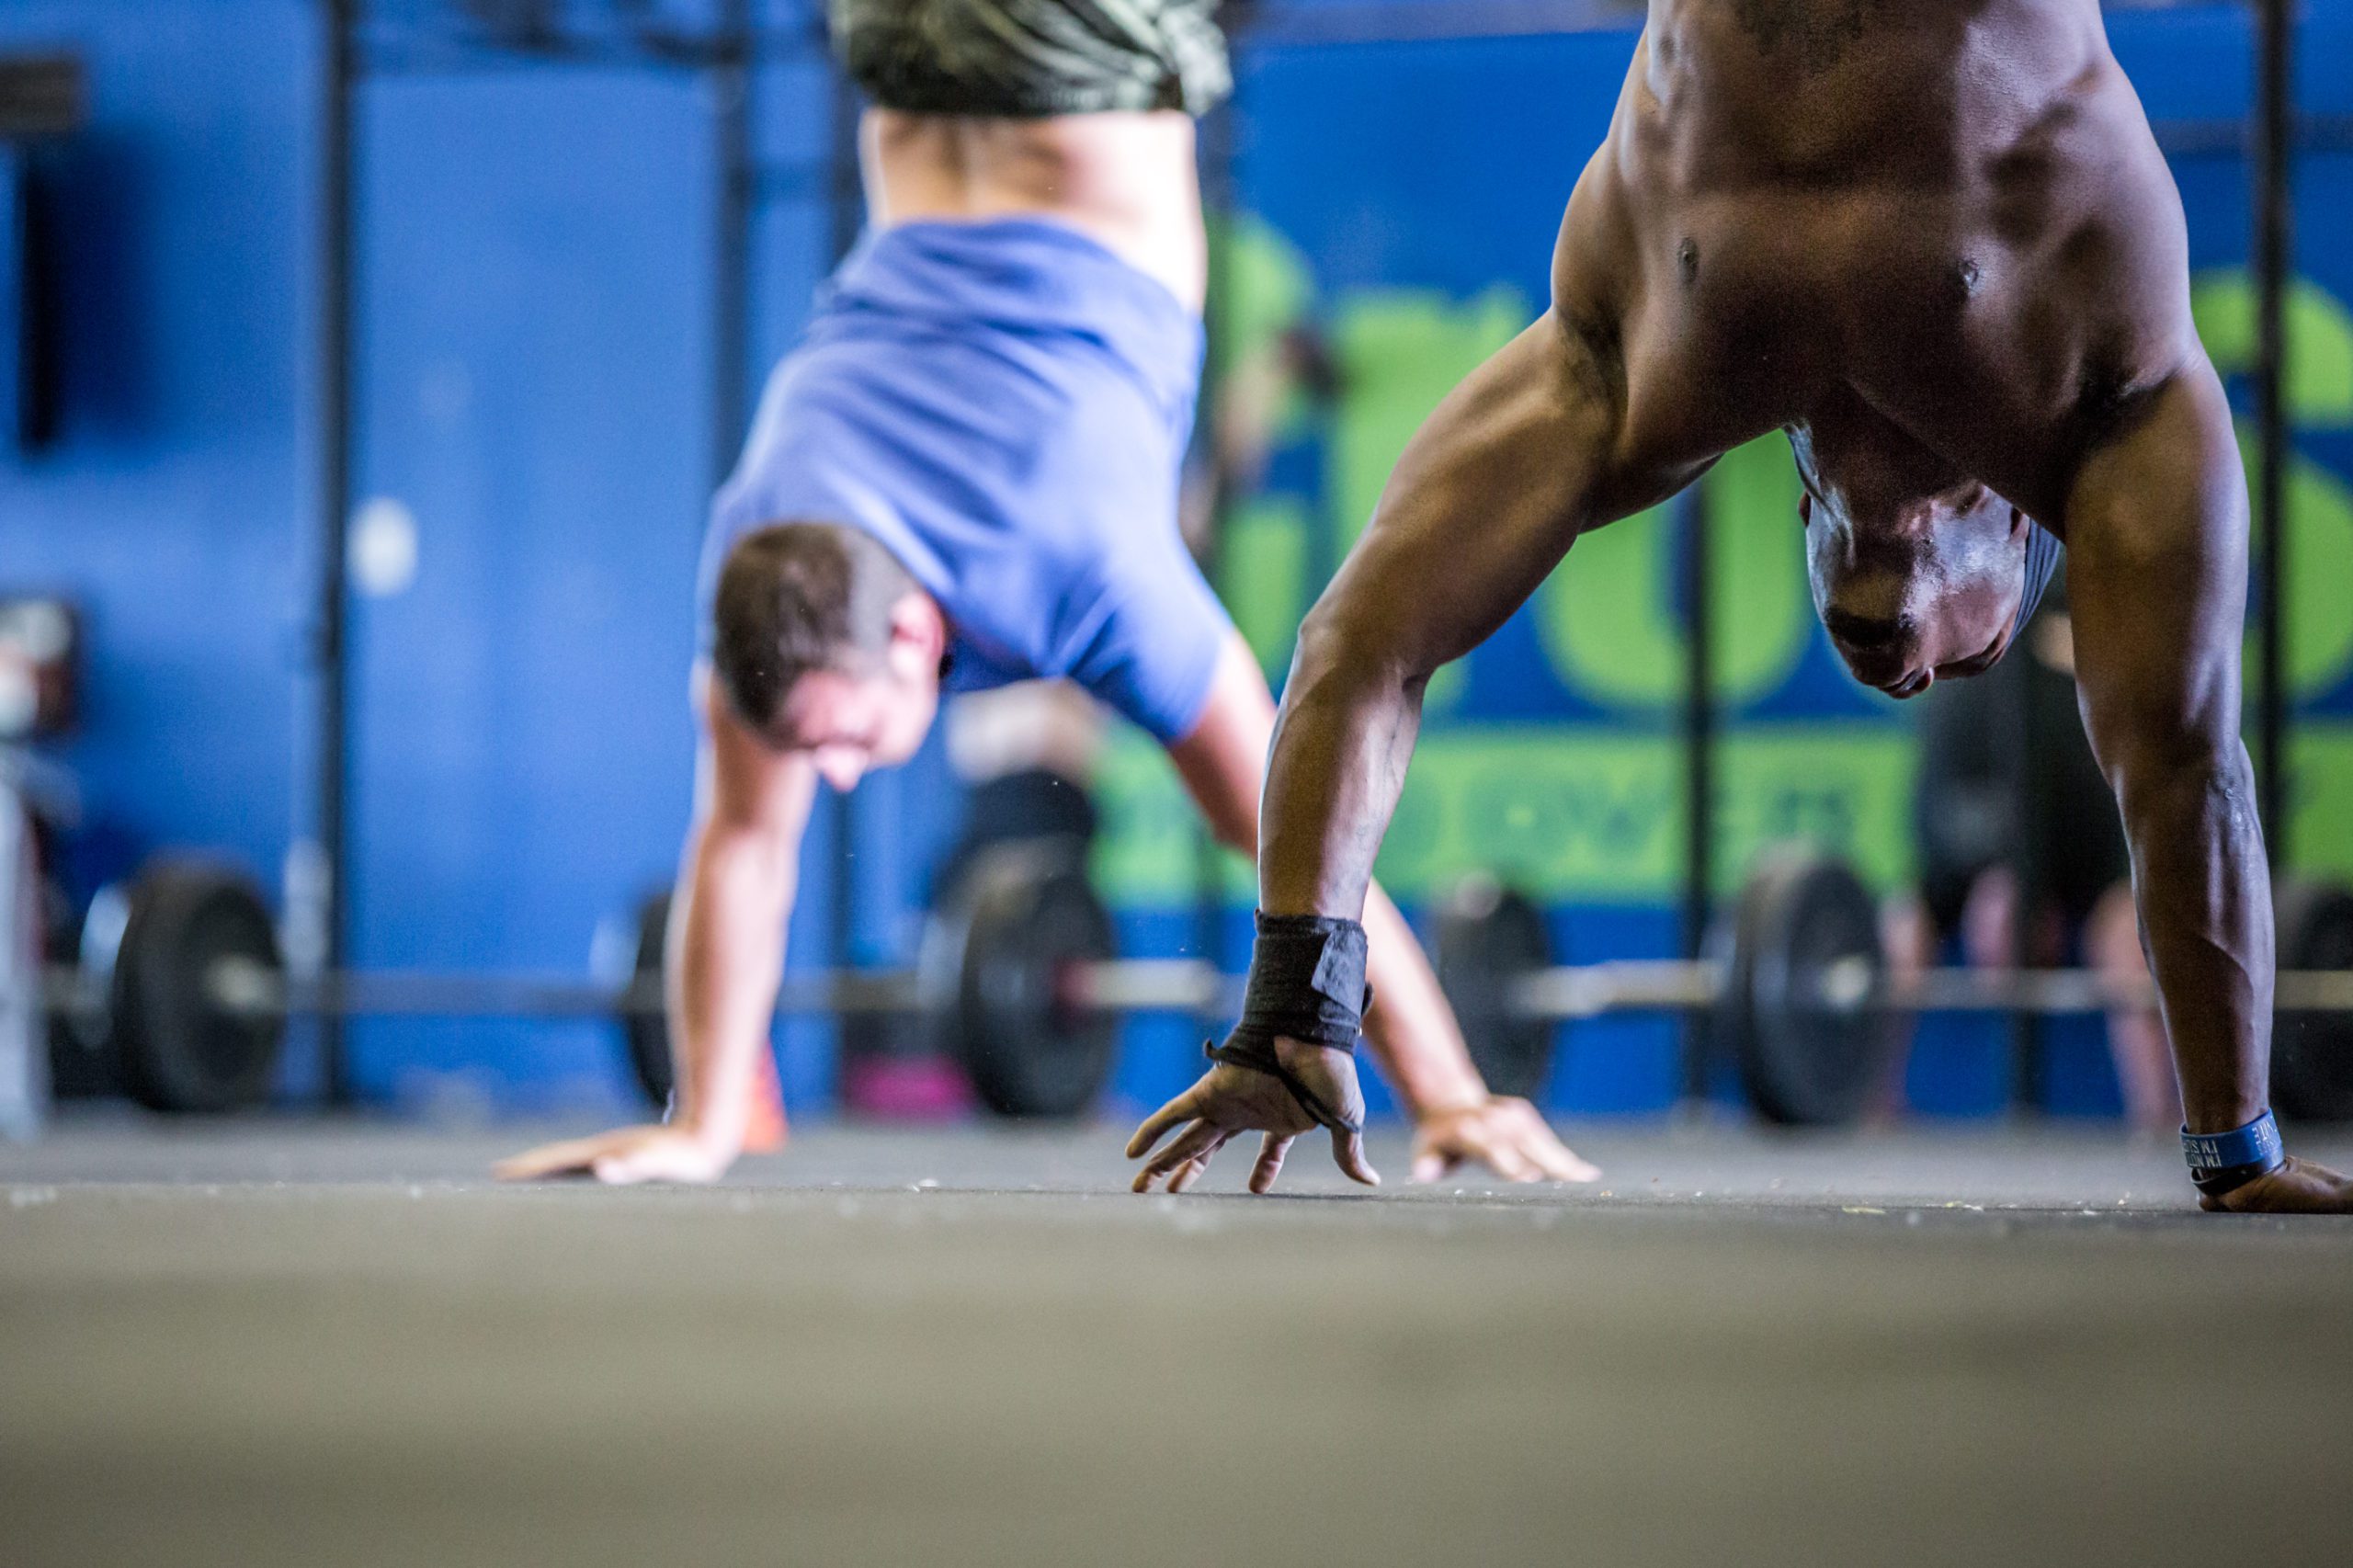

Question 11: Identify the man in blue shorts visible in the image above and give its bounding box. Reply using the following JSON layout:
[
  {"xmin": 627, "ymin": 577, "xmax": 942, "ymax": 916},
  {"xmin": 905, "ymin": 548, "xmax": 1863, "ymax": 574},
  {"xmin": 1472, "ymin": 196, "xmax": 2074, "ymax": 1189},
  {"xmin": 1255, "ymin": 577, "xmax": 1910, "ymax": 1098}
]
[{"xmin": 498, "ymin": 0, "xmax": 1594, "ymax": 1188}]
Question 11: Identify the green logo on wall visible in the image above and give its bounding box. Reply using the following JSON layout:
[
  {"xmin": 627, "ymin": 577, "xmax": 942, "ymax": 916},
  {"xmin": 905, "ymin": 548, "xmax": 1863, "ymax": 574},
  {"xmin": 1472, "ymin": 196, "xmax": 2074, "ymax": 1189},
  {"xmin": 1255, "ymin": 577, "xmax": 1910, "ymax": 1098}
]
[{"xmin": 1096, "ymin": 229, "xmax": 2353, "ymax": 907}]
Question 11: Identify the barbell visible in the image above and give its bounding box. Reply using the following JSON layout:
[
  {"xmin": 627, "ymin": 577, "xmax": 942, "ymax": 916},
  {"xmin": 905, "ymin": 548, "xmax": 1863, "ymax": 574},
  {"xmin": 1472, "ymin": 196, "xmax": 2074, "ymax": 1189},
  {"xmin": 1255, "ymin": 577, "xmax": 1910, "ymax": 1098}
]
[
  {"xmin": 1435, "ymin": 850, "xmax": 2353, "ymax": 1125},
  {"xmin": 25, "ymin": 845, "xmax": 1154, "ymax": 1119},
  {"xmin": 13, "ymin": 844, "xmax": 2353, "ymax": 1126}
]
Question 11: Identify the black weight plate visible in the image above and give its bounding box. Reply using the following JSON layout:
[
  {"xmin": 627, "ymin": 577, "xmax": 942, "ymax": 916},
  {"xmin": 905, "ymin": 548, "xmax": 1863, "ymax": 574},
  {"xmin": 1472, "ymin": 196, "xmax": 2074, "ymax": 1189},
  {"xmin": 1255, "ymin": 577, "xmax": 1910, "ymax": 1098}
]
[
  {"xmin": 624, "ymin": 890, "xmax": 675, "ymax": 1110},
  {"xmin": 1722, "ymin": 851, "xmax": 1894, "ymax": 1127},
  {"xmin": 2273, "ymin": 877, "xmax": 2353, "ymax": 1122},
  {"xmin": 38, "ymin": 872, "xmax": 102, "ymax": 1092},
  {"xmin": 930, "ymin": 844, "xmax": 1116, "ymax": 1119},
  {"xmin": 112, "ymin": 859, "xmax": 286, "ymax": 1113},
  {"xmin": 1435, "ymin": 877, "xmax": 1557, "ymax": 1101}
]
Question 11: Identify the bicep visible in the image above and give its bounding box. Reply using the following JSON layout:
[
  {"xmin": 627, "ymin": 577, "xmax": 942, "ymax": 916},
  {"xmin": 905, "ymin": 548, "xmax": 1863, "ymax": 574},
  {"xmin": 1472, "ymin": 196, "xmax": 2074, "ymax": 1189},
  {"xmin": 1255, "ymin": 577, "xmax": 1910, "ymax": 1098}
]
[
  {"xmin": 1313, "ymin": 309, "xmax": 1656, "ymax": 679},
  {"xmin": 2063, "ymin": 363, "xmax": 2248, "ymax": 783}
]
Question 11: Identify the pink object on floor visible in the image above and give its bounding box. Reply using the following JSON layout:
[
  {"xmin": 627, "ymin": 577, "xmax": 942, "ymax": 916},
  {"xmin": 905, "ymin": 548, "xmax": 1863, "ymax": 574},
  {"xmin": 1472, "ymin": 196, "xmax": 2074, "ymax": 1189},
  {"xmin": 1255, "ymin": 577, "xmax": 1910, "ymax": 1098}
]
[{"xmin": 841, "ymin": 1054, "xmax": 974, "ymax": 1122}]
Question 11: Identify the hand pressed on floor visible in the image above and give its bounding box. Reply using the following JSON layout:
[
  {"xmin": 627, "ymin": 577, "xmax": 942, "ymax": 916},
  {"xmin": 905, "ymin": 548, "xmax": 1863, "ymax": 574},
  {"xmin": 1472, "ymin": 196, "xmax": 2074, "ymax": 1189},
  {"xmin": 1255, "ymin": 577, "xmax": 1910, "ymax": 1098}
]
[
  {"xmin": 493, "ymin": 1123, "xmax": 746, "ymax": 1186},
  {"xmin": 2200, "ymin": 1156, "xmax": 2353, "ymax": 1214},
  {"xmin": 1127, "ymin": 1040, "xmax": 1376, "ymax": 1194},
  {"xmin": 1409, "ymin": 1096, "xmax": 1599, "ymax": 1185}
]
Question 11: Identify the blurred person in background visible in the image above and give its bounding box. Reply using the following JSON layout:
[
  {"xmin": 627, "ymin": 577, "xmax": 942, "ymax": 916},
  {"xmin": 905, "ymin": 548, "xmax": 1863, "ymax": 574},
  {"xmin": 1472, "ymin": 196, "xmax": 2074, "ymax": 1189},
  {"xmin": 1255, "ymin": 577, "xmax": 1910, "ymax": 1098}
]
[{"xmin": 499, "ymin": 0, "xmax": 1594, "ymax": 1188}]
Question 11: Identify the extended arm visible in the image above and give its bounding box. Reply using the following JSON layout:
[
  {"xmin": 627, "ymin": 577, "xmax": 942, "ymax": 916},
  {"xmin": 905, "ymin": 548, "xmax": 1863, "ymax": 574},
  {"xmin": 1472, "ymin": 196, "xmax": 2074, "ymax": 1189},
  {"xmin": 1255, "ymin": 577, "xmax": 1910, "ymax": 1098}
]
[
  {"xmin": 1261, "ymin": 310, "xmax": 1651, "ymax": 922},
  {"xmin": 667, "ymin": 665, "xmax": 819, "ymax": 1152},
  {"xmin": 1131, "ymin": 306, "xmax": 1661, "ymax": 1192},
  {"xmin": 1164, "ymin": 631, "xmax": 1598, "ymax": 1184},
  {"xmin": 496, "ymin": 665, "xmax": 814, "ymax": 1184},
  {"xmin": 2066, "ymin": 358, "xmax": 2349, "ymax": 1210}
]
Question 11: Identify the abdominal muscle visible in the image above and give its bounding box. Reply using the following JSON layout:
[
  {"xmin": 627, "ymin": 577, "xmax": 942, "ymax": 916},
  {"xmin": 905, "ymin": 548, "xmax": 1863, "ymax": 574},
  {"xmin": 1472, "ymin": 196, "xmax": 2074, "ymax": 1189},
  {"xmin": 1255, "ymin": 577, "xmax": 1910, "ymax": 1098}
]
[{"xmin": 860, "ymin": 108, "xmax": 1208, "ymax": 312}]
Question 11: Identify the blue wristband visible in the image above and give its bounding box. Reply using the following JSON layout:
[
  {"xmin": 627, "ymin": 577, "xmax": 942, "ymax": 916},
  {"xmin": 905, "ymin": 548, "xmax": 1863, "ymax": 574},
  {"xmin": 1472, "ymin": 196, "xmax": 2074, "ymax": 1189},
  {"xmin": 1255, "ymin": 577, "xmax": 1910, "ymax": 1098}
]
[{"xmin": 2181, "ymin": 1109, "xmax": 2286, "ymax": 1197}]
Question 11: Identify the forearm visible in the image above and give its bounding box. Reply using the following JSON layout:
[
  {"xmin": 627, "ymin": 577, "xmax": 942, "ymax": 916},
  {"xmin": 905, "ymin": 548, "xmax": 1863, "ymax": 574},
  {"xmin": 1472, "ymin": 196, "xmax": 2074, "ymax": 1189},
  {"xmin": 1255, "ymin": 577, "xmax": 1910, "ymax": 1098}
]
[
  {"xmin": 1171, "ymin": 630, "xmax": 1481, "ymax": 1115},
  {"xmin": 1218, "ymin": 711, "xmax": 1484, "ymax": 1113},
  {"xmin": 2116, "ymin": 743, "xmax": 2272, "ymax": 1131},
  {"xmin": 670, "ymin": 824, "xmax": 797, "ymax": 1150},
  {"xmin": 1257, "ymin": 609, "xmax": 1431, "ymax": 920}
]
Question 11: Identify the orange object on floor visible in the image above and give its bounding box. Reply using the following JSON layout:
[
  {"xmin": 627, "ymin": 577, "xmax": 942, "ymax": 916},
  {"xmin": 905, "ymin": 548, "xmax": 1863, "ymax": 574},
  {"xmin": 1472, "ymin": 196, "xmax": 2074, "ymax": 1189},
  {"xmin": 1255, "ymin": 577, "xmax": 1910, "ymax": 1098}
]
[{"xmin": 743, "ymin": 1051, "xmax": 788, "ymax": 1153}]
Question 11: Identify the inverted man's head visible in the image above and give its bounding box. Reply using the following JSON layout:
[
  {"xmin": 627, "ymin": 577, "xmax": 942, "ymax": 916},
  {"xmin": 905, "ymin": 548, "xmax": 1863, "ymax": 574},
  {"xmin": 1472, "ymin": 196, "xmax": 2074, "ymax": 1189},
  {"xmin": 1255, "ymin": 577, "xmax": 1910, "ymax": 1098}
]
[
  {"xmin": 1791, "ymin": 423, "xmax": 2052, "ymax": 699},
  {"xmin": 710, "ymin": 523, "xmax": 944, "ymax": 789}
]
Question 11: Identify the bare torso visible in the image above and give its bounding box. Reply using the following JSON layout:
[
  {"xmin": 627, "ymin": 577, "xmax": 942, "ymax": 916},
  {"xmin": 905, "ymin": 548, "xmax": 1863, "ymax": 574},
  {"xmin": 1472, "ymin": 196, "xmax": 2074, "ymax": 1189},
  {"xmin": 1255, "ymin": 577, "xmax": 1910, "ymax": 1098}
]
[
  {"xmin": 861, "ymin": 108, "xmax": 1207, "ymax": 312},
  {"xmin": 1573, "ymin": 0, "xmax": 2199, "ymax": 526}
]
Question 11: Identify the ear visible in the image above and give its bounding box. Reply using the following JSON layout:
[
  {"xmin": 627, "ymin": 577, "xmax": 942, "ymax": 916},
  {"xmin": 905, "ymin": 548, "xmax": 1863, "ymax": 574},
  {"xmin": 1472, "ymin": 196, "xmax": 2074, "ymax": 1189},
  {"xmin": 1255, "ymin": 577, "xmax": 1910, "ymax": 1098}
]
[{"xmin": 882, "ymin": 589, "xmax": 946, "ymax": 681}]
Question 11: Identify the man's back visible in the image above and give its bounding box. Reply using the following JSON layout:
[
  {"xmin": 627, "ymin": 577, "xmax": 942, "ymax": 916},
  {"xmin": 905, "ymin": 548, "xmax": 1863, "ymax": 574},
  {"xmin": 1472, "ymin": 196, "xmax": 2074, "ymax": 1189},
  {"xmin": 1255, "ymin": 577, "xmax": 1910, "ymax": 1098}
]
[
  {"xmin": 864, "ymin": 109, "xmax": 1206, "ymax": 310},
  {"xmin": 835, "ymin": 0, "xmax": 1221, "ymax": 308}
]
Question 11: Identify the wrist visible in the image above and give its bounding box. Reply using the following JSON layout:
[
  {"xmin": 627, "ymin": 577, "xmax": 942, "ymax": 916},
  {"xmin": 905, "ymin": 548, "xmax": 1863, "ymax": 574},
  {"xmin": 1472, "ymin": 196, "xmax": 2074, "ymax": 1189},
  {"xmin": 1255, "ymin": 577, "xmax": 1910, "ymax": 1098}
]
[
  {"xmin": 668, "ymin": 1104, "xmax": 748, "ymax": 1156},
  {"xmin": 2182, "ymin": 1108, "xmax": 2285, "ymax": 1198},
  {"xmin": 1242, "ymin": 911, "xmax": 1372, "ymax": 1051},
  {"xmin": 1397, "ymin": 1061, "xmax": 1488, "ymax": 1119},
  {"xmin": 1390, "ymin": 1036, "xmax": 1489, "ymax": 1119}
]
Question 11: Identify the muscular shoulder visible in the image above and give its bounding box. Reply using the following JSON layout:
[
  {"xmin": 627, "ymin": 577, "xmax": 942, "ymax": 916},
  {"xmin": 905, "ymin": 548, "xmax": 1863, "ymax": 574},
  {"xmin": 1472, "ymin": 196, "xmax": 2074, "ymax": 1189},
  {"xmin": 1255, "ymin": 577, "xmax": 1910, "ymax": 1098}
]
[{"xmin": 1545, "ymin": 139, "xmax": 1642, "ymax": 416}]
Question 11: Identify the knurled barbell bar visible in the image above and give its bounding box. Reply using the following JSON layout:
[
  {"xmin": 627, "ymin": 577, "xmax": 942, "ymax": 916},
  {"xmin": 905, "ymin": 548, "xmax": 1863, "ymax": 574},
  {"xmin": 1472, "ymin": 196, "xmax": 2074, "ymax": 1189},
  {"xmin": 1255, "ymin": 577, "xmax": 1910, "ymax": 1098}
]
[
  {"xmin": 13, "ymin": 845, "xmax": 2353, "ymax": 1126},
  {"xmin": 1437, "ymin": 851, "xmax": 2353, "ymax": 1126}
]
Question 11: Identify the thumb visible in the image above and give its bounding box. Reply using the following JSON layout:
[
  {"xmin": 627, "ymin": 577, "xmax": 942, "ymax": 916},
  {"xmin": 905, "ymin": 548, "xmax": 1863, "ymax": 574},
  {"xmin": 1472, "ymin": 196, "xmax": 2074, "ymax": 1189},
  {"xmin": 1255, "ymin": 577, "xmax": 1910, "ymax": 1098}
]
[{"xmin": 1331, "ymin": 1125, "xmax": 1381, "ymax": 1187}]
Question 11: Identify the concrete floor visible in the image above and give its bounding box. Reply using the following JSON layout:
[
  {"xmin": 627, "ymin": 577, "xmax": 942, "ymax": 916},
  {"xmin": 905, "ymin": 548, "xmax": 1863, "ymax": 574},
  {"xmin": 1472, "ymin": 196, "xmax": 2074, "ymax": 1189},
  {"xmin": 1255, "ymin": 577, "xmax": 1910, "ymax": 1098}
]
[{"xmin": 4, "ymin": 1117, "xmax": 2351, "ymax": 1567}]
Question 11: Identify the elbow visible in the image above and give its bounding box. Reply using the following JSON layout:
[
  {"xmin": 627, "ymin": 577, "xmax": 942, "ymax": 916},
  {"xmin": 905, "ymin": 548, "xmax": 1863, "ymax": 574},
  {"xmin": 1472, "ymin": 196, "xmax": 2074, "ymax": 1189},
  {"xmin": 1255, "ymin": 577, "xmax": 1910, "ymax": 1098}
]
[
  {"xmin": 689, "ymin": 816, "xmax": 800, "ymax": 908},
  {"xmin": 2107, "ymin": 734, "xmax": 2258, "ymax": 842},
  {"xmin": 1290, "ymin": 596, "xmax": 1430, "ymax": 710}
]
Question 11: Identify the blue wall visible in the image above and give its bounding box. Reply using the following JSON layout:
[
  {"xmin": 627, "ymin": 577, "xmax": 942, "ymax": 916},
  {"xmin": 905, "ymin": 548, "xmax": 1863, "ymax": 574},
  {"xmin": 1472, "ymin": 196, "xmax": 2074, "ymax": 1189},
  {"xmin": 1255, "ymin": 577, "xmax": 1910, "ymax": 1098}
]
[
  {"xmin": 0, "ymin": 0, "xmax": 882, "ymax": 1115},
  {"xmin": 5, "ymin": 1, "xmax": 2349, "ymax": 1120},
  {"xmin": 2, "ymin": 0, "xmax": 313, "ymax": 899}
]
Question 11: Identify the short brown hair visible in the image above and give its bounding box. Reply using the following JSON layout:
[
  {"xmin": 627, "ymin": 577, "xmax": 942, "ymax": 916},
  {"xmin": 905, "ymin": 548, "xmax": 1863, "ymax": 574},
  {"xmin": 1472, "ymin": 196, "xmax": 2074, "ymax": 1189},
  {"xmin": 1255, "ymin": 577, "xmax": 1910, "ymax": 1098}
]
[{"xmin": 710, "ymin": 522, "xmax": 919, "ymax": 733}]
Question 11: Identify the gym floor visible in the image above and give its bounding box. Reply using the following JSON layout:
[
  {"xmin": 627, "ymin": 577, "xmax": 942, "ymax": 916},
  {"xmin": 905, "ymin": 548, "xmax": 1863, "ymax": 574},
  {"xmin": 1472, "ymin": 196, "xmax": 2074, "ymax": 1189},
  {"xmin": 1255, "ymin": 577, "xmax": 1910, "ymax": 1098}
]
[{"xmin": 5, "ymin": 1119, "xmax": 2350, "ymax": 1566}]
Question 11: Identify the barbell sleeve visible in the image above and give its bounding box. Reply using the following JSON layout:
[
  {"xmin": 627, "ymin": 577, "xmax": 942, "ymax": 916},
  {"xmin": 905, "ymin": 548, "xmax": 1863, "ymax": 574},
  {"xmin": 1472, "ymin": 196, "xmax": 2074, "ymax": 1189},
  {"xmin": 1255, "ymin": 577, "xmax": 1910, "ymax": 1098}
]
[
  {"xmin": 1905, "ymin": 966, "xmax": 2353, "ymax": 1015},
  {"xmin": 1508, "ymin": 960, "xmax": 1727, "ymax": 1019},
  {"xmin": 1907, "ymin": 968, "xmax": 2134, "ymax": 1015},
  {"xmin": 1063, "ymin": 958, "xmax": 1233, "ymax": 1015}
]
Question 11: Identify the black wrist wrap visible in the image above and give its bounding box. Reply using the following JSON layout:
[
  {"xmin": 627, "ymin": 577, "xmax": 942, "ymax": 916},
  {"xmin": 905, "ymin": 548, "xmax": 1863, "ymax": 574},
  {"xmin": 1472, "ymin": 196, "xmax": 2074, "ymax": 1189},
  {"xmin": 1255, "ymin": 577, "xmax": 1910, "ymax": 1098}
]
[
  {"xmin": 1203, "ymin": 912, "xmax": 1372, "ymax": 1134},
  {"xmin": 1236, "ymin": 912, "xmax": 1371, "ymax": 1051}
]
